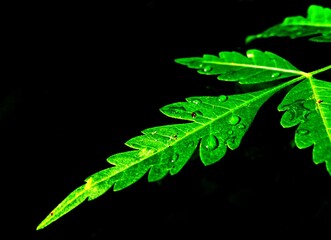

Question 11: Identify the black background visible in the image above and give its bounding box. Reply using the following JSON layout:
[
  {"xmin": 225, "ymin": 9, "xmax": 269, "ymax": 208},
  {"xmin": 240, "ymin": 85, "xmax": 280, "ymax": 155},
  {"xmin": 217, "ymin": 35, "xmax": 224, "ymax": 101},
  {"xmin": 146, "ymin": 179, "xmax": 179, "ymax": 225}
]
[{"xmin": 2, "ymin": 0, "xmax": 331, "ymax": 239}]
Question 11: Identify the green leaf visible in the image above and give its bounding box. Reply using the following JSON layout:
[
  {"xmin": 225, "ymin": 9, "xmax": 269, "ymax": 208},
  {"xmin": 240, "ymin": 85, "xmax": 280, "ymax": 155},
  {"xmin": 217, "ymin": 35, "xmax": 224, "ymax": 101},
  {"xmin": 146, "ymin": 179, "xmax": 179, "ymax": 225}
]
[
  {"xmin": 175, "ymin": 49, "xmax": 304, "ymax": 84},
  {"xmin": 309, "ymin": 31, "xmax": 331, "ymax": 42},
  {"xmin": 278, "ymin": 78, "xmax": 331, "ymax": 175},
  {"xmin": 36, "ymin": 84, "xmax": 285, "ymax": 230},
  {"xmin": 246, "ymin": 5, "xmax": 331, "ymax": 43}
]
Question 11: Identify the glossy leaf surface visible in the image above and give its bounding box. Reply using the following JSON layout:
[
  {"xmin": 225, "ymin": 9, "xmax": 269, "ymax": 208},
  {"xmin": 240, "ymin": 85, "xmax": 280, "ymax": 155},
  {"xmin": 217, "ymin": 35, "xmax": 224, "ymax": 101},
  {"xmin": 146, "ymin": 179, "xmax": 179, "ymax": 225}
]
[{"xmin": 246, "ymin": 5, "xmax": 331, "ymax": 43}]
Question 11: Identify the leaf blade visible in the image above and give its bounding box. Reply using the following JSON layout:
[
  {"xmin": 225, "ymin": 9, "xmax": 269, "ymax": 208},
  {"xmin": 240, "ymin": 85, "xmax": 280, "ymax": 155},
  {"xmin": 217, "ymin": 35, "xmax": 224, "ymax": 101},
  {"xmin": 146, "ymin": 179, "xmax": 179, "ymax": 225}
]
[
  {"xmin": 246, "ymin": 5, "xmax": 331, "ymax": 43},
  {"xmin": 37, "ymin": 84, "xmax": 288, "ymax": 229},
  {"xmin": 175, "ymin": 49, "xmax": 304, "ymax": 84}
]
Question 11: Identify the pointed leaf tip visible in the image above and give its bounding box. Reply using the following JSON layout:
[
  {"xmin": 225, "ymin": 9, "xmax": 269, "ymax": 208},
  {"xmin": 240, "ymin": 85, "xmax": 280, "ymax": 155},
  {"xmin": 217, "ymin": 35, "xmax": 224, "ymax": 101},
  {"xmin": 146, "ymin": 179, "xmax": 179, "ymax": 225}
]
[{"xmin": 36, "ymin": 184, "xmax": 89, "ymax": 230}]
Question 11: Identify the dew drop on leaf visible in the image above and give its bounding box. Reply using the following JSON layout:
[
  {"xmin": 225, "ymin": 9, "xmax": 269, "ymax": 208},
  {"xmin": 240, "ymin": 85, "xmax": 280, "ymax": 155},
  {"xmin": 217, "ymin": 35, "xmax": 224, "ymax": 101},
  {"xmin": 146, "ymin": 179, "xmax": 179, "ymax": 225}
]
[
  {"xmin": 271, "ymin": 72, "xmax": 281, "ymax": 78},
  {"xmin": 171, "ymin": 153, "xmax": 179, "ymax": 162},
  {"xmin": 195, "ymin": 110, "xmax": 203, "ymax": 116},
  {"xmin": 247, "ymin": 52, "xmax": 254, "ymax": 58},
  {"xmin": 302, "ymin": 110, "xmax": 312, "ymax": 120},
  {"xmin": 226, "ymin": 136, "xmax": 236, "ymax": 146},
  {"xmin": 237, "ymin": 124, "xmax": 245, "ymax": 129},
  {"xmin": 296, "ymin": 129, "xmax": 310, "ymax": 135},
  {"xmin": 218, "ymin": 95, "xmax": 228, "ymax": 102},
  {"xmin": 204, "ymin": 135, "xmax": 219, "ymax": 151},
  {"xmin": 191, "ymin": 98, "xmax": 202, "ymax": 104},
  {"xmin": 204, "ymin": 66, "xmax": 212, "ymax": 72},
  {"xmin": 228, "ymin": 115, "xmax": 241, "ymax": 125},
  {"xmin": 228, "ymin": 130, "xmax": 233, "ymax": 135}
]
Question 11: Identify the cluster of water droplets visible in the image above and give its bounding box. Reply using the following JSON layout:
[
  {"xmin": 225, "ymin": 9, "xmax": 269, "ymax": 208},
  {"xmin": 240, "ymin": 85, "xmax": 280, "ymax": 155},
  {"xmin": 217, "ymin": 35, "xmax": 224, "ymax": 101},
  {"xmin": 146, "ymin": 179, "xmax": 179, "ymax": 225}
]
[
  {"xmin": 289, "ymin": 100, "xmax": 312, "ymax": 120},
  {"xmin": 203, "ymin": 95, "xmax": 247, "ymax": 151},
  {"xmin": 165, "ymin": 139, "xmax": 198, "ymax": 174},
  {"xmin": 163, "ymin": 92, "xmax": 253, "ymax": 165},
  {"xmin": 148, "ymin": 129, "xmax": 196, "ymax": 174},
  {"xmin": 198, "ymin": 63, "xmax": 213, "ymax": 73},
  {"xmin": 281, "ymin": 98, "xmax": 316, "ymax": 136},
  {"xmin": 226, "ymin": 114, "xmax": 247, "ymax": 148}
]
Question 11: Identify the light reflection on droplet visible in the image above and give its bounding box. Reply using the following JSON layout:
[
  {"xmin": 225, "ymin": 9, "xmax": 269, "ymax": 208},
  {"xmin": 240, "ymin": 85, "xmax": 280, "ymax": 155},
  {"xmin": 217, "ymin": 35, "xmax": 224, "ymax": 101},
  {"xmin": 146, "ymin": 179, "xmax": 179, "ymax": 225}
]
[
  {"xmin": 218, "ymin": 95, "xmax": 228, "ymax": 102},
  {"xmin": 228, "ymin": 115, "xmax": 241, "ymax": 125},
  {"xmin": 204, "ymin": 66, "xmax": 212, "ymax": 72},
  {"xmin": 204, "ymin": 135, "xmax": 219, "ymax": 151},
  {"xmin": 271, "ymin": 72, "xmax": 281, "ymax": 78}
]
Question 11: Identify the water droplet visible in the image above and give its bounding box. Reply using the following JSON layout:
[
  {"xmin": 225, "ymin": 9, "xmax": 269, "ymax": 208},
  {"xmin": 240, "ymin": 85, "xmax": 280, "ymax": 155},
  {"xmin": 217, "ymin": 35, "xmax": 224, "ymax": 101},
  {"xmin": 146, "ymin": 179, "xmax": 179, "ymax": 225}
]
[
  {"xmin": 302, "ymin": 110, "xmax": 311, "ymax": 120},
  {"xmin": 204, "ymin": 135, "xmax": 219, "ymax": 151},
  {"xmin": 228, "ymin": 130, "xmax": 233, "ymax": 135},
  {"xmin": 247, "ymin": 52, "xmax": 254, "ymax": 58},
  {"xmin": 191, "ymin": 98, "xmax": 202, "ymax": 104},
  {"xmin": 282, "ymin": 99, "xmax": 311, "ymax": 122},
  {"xmin": 271, "ymin": 72, "xmax": 281, "ymax": 78},
  {"xmin": 204, "ymin": 66, "xmax": 212, "ymax": 72},
  {"xmin": 297, "ymin": 129, "xmax": 309, "ymax": 135},
  {"xmin": 226, "ymin": 136, "xmax": 236, "ymax": 146},
  {"xmin": 171, "ymin": 153, "xmax": 179, "ymax": 163},
  {"xmin": 228, "ymin": 115, "xmax": 241, "ymax": 125},
  {"xmin": 218, "ymin": 95, "xmax": 228, "ymax": 102},
  {"xmin": 238, "ymin": 124, "xmax": 245, "ymax": 129},
  {"xmin": 195, "ymin": 110, "xmax": 203, "ymax": 116}
]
